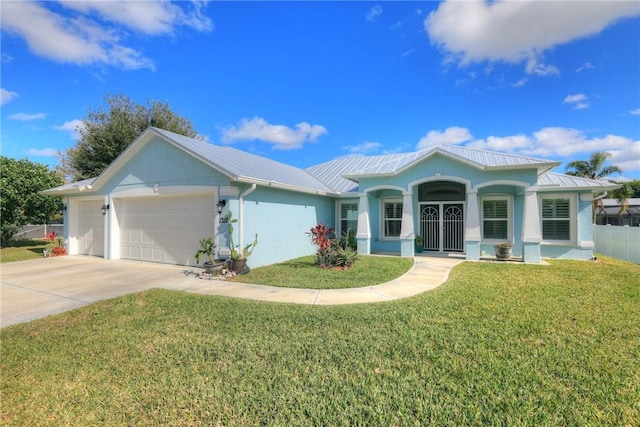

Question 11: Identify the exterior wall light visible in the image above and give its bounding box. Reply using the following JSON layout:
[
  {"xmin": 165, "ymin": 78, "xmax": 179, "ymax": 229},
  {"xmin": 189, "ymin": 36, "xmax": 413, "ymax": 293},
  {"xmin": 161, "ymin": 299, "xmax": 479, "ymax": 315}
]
[
  {"xmin": 101, "ymin": 204, "xmax": 110, "ymax": 215},
  {"xmin": 216, "ymin": 199, "xmax": 226, "ymax": 214}
]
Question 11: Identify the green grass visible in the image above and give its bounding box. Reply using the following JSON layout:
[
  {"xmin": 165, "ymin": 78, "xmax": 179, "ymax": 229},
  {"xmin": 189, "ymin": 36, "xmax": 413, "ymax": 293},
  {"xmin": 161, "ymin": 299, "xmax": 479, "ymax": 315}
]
[
  {"xmin": 227, "ymin": 255, "xmax": 414, "ymax": 289},
  {"xmin": 1, "ymin": 256, "xmax": 639, "ymax": 426},
  {"xmin": 0, "ymin": 239, "xmax": 49, "ymax": 263}
]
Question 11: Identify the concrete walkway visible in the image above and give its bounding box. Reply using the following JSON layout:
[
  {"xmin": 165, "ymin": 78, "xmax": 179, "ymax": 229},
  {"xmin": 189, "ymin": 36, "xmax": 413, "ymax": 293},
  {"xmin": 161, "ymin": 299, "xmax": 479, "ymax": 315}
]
[
  {"xmin": 168, "ymin": 255, "xmax": 464, "ymax": 305},
  {"xmin": 1, "ymin": 255, "xmax": 463, "ymax": 327}
]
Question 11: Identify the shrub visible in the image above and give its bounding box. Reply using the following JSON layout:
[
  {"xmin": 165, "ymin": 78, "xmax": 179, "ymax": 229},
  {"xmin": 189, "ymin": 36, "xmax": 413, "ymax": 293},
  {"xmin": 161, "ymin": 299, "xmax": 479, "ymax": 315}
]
[{"xmin": 308, "ymin": 224, "xmax": 357, "ymax": 268}]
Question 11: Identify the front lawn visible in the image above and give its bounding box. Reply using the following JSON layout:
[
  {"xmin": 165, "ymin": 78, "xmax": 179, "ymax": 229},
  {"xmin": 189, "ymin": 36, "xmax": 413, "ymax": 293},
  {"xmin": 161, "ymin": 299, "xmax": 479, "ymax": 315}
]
[
  {"xmin": 0, "ymin": 239, "xmax": 49, "ymax": 263},
  {"xmin": 226, "ymin": 255, "xmax": 414, "ymax": 289},
  {"xmin": 1, "ymin": 256, "xmax": 639, "ymax": 425}
]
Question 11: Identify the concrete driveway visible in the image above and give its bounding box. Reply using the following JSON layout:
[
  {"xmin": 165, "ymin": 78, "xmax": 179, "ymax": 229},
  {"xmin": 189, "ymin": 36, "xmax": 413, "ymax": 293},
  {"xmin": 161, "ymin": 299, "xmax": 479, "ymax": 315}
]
[
  {"xmin": 2, "ymin": 254, "xmax": 463, "ymax": 328},
  {"xmin": 1, "ymin": 256, "xmax": 198, "ymax": 328}
]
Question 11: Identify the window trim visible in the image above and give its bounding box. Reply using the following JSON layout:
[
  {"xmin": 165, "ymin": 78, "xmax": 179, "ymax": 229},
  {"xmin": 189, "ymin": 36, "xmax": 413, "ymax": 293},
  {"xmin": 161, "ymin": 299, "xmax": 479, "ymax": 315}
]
[
  {"xmin": 480, "ymin": 195, "xmax": 513, "ymax": 244},
  {"xmin": 539, "ymin": 193, "xmax": 576, "ymax": 245},
  {"xmin": 379, "ymin": 198, "xmax": 403, "ymax": 241}
]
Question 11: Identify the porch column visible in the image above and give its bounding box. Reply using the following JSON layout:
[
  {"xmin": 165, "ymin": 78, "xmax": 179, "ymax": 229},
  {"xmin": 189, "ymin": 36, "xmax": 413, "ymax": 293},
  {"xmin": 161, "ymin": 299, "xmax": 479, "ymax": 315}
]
[
  {"xmin": 400, "ymin": 192, "xmax": 415, "ymax": 257},
  {"xmin": 465, "ymin": 189, "xmax": 481, "ymax": 260},
  {"xmin": 522, "ymin": 189, "xmax": 542, "ymax": 263},
  {"xmin": 356, "ymin": 193, "xmax": 371, "ymax": 254}
]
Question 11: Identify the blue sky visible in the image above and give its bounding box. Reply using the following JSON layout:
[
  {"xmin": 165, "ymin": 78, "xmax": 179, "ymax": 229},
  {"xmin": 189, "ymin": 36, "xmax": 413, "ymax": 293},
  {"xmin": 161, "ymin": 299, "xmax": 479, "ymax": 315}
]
[{"xmin": 1, "ymin": 1, "xmax": 639, "ymax": 180}]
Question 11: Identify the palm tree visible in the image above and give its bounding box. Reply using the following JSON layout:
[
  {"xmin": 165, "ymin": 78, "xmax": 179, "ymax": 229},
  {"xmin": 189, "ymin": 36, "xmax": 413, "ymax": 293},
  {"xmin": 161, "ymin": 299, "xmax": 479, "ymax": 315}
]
[{"xmin": 565, "ymin": 151, "xmax": 622, "ymax": 221}]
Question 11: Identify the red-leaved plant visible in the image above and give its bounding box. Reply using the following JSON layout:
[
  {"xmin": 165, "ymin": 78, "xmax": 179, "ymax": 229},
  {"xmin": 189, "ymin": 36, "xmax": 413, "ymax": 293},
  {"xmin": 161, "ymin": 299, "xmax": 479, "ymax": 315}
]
[
  {"xmin": 308, "ymin": 224, "xmax": 358, "ymax": 269},
  {"xmin": 308, "ymin": 224, "xmax": 335, "ymax": 255}
]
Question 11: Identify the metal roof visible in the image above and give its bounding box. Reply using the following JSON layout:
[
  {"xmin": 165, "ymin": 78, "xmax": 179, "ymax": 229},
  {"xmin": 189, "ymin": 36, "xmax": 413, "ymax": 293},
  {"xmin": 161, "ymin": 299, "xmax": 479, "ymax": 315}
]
[
  {"xmin": 152, "ymin": 128, "xmax": 334, "ymax": 194},
  {"xmin": 537, "ymin": 173, "xmax": 620, "ymax": 191},
  {"xmin": 41, "ymin": 177, "xmax": 96, "ymax": 195},
  {"xmin": 305, "ymin": 145, "xmax": 561, "ymax": 193},
  {"xmin": 42, "ymin": 128, "xmax": 618, "ymax": 196}
]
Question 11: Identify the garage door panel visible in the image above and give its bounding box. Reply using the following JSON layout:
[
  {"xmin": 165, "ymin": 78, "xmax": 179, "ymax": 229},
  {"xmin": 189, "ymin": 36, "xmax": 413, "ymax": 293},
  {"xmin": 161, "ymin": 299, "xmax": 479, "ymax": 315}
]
[
  {"xmin": 76, "ymin": 200, "xmax": 104, "ymax": 257},
  {"xmin": 119, "ymin": 195, "xmax": 215, "ymax": 266}
]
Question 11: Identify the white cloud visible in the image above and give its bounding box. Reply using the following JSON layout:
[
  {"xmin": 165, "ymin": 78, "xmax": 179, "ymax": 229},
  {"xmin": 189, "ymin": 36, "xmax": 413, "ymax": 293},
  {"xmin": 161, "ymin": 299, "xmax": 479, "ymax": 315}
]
[
  {"xmin": 58, "ymin": 0, "xmax": 213, "ymax": 35},
  {"xmin": 511, "ymin": 78, "xmax": 528, "ymax": 88},
  {"xmin": 221, "ymin": 117, "xmax": 328, "ymax": 150},
  {"xmin": 27, "ymin": 148, "xmax": 58, "ymax": 157},
  {"xmin": 564, "ymin": 93, "xmax": 590, "ymax": 110},
  {"xmin": 609, "ymin": 142, "xmax": 640, "ymax": 176},
  {"xmin": 468, "ymin": 127, "xmax": 635, "ymax": 159},
  {"xmin": 344, "ymin": 142, "xmax": 382, "ymax": 154},
  {"xmin": 366, "ymin": 5, "xmax": 382, "ymax": 23},
  {"xmin": 8, "ymin": 112, "xmax": 47, "ymax": 121},
  {"xmin": 0, "ymin": 1, "xmax": 212, "ymax": 70},
  {"xmin": 630, "ymin": 108, "xmax": 640, "ymax": 115},
  {"xmin": 1, "ymin": 88, "xmax": 19, "ymax": 105},
  {"xmin": 416, "ymin": 127, "xmax": 473, "ymax": 149},
  {"xmin": 576, "ymin": 62, "xmax": 595, "ymax": 72},
  {"xmin": 525, "ymin": 58, "xmax": 559, "ymax": 76},
  {"xmin": 425, "ymin": 1, "xmax": 639, "ymax": 74},
  {"xmin": 54, "ymin": 119, "xmax": 85, "ymax": 139}
]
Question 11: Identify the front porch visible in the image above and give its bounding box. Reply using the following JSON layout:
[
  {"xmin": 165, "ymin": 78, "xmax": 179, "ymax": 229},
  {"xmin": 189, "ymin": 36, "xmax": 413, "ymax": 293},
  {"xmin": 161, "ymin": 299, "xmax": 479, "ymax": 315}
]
[{"xmin": 354, "ymin": 178, "xmax": 544, "ymax": 263}]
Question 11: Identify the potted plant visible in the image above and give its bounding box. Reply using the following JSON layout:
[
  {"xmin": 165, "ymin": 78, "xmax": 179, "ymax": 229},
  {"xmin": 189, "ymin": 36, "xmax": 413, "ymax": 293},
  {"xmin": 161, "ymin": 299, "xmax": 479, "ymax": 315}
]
[
  {"xmin": 227, "ymin": 212, "xmax": 258, "ymax": 273},
  {"xmin": 415, "ymin": 234, "xmax": 424, "ymax": 253},
  {"xmin": 194, "ymin": 237, "xmax": 226, "ymax": 273},
  {"xmin": 494, "ymin": 242, "xmax": 513, "ymax": 260}
]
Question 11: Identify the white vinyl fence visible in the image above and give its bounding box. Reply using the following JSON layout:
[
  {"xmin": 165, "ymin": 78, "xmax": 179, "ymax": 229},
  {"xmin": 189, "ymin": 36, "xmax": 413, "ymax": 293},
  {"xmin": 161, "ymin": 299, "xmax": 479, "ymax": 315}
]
[
  {"xmin": 593, "ymin": 224, "xmax": 640, "ymax": 264},
  {"xmin": 14, "ymin": 224, "xmax": 64, "ymax": 240}
]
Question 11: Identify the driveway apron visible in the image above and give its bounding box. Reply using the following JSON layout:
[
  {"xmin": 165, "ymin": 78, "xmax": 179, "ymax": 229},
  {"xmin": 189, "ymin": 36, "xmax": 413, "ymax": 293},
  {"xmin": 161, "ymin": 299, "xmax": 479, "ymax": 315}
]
[{"xmin": 1, "ymin": 256, "xmax": 195, "ymax": 328}]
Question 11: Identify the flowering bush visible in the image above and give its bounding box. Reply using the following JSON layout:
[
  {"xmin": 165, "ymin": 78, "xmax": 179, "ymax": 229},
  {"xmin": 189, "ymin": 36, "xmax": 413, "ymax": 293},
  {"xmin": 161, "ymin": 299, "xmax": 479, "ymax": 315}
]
[
  {"xmin": 51, "ymin": 246, "xmax": 67, "ymax": 256},
  {"xmin": 46, "ymin": 236, "xmax": 67, "ymax": 257}
]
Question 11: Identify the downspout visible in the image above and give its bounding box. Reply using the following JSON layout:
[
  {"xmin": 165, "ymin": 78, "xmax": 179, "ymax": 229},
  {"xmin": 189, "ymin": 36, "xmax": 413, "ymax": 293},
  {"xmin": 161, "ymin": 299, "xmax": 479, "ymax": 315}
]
[{"xmin": 238, "ymin": 184, "xmax": 257, "ymax": 252}]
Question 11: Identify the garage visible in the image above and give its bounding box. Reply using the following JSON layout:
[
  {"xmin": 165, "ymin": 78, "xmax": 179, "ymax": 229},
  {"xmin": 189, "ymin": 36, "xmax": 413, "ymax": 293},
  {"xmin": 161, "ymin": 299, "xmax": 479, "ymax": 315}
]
[
  {"xmin": 76, "ymin": 199, "xmax": 105, "ymax": 257},
  {"xmin": 118, "ymin": 195, "xmax": 215, "ymax": 266}
]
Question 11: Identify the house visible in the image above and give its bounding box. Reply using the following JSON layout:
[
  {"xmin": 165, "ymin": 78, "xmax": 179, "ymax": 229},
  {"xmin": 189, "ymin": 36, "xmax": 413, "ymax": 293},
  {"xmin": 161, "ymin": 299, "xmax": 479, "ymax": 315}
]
[
  {"xmin": 595, "ymin": 198, "xmax": 640, "ymax": 227},
  {"xmin": 43, "ymin": 127, "xmax": 618, "ymax": 267}
]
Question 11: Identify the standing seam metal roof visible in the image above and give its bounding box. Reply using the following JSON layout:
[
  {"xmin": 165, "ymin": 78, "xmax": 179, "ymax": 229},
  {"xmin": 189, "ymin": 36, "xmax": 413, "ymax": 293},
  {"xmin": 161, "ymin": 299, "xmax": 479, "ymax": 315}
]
[
  {"xmin": 153, "ymin": 128, "xmax": 335, "ymax": 194},
  {"xmin": 43, "ymin": 128, "xmax": 617, "ymax": 196}
]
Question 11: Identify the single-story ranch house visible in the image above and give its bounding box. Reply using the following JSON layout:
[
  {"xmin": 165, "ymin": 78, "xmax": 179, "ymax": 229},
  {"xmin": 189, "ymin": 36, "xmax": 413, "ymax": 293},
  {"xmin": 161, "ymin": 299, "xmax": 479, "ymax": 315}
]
[{"xmin": 43, "ymin": 127, "xmax": 618, "ymax": 267}]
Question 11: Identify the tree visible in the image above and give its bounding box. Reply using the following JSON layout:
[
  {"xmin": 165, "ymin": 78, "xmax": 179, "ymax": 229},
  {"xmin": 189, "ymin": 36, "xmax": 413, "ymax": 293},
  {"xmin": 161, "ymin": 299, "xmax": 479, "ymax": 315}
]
[
  {"xmin": 0, "ymin": 157, "xmax": 65, "ymax": 246},
  {"xmin": 565, "ymin": 151, "xmax": 622, "ymax": 180},
  {"xmin": 57, "ymin": 93, "xmax": 199, "ymax": 182},
  {"xmin": 610, "ymin": 179, "xmax": 640, "ymax": 214},
  {"xmin": 565, "ymin": 151, "xmax": 622, "ymax": 220}
]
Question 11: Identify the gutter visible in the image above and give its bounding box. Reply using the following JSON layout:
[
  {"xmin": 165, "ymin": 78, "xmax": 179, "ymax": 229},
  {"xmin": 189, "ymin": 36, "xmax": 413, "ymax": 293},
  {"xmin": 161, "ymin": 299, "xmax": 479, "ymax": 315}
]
[{"xmin": 238, "ymin": 184, "xmax": 257, "ymax": 253}]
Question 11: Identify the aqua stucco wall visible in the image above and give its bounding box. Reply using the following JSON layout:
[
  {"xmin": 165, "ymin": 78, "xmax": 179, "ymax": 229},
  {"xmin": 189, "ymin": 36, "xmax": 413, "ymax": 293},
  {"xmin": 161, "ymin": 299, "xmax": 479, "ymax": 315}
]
[
  {"xmin": 228, "ymin": 186, "xmax": 335, "ymax": 268},
  {"xmin": 102, "ymin": 136, "xmax": 229, "ymax": 193}
]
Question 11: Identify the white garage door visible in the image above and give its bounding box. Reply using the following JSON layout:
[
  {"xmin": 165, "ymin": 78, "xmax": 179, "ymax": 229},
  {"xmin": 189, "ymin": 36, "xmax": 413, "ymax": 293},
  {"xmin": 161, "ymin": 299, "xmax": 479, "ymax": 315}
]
[
  {"xmin": 119, "ymin": 195, "xmax": 215, "ymax": 266},
  {"xmin": 76, "ymin": 200, "xmax": 105, "ymax": 257}
]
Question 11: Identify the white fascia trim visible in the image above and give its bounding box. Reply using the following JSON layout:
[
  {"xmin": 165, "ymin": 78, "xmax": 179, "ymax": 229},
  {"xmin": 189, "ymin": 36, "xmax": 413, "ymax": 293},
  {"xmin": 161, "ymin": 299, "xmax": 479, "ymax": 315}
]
[
  {"xmin": 233, "ymin": 176, "xmax": 333, "ymax": 196},
  {"xmin": 537, "ymin": 185, "xmax": 620, "ymax": 193}
]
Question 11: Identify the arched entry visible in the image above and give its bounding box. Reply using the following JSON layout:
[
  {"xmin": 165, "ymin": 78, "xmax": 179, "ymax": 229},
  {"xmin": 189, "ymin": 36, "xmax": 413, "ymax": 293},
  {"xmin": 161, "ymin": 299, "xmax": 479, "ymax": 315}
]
[{"xmin": 418, "ymin": 181, "xmax": 465, "ymax": 253}]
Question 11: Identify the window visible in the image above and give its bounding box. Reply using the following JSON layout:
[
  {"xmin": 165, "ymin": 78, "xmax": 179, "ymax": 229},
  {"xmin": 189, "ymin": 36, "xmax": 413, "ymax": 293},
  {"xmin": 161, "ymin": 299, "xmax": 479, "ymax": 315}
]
[
  {"xmin": 339, "ymin": 203, "xmax": 358, "ymax": 235},
  {"xmin": 481, "ymin": 196, "xmax": 511, "ymax": 241},
  {"xmin": 541, "ymin": 197, "xmax": 572, "ymax": 241},
  {"xmin": 383, "ymin": 200, "xmax": 403, "ymax": 238}
]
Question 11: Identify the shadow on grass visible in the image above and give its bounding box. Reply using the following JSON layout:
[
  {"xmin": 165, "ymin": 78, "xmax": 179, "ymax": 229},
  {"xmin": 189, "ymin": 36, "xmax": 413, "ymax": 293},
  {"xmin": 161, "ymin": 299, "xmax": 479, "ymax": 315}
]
[{"xmin": 5, "ymin": 239, "xmax": 48, "ymax": 248}]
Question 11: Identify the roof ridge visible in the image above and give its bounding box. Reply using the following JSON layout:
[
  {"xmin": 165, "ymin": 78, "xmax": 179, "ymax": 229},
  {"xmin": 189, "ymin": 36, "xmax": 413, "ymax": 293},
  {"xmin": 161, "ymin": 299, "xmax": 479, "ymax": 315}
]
[{"xmin": 440, "ymin": 144, "xmax": 555, "ymax": 163}]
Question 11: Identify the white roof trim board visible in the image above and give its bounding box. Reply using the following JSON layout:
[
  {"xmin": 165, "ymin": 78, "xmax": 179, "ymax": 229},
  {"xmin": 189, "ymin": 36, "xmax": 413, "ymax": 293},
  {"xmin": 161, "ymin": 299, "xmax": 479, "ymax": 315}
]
[{"xmin": 43, "ymin": 127, "xmax": 617, "ymax": 196}]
